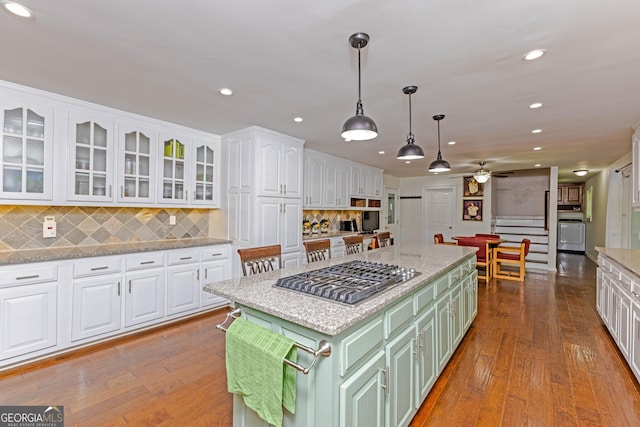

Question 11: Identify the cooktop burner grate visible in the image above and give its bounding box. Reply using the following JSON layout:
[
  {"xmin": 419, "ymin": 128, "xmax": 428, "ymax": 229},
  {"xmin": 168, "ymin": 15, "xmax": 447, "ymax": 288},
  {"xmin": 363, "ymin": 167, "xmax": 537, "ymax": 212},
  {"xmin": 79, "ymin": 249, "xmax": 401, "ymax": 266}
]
[{"xmin": 275, "ymin": 260, "xmax": 420, "ymax": 305}]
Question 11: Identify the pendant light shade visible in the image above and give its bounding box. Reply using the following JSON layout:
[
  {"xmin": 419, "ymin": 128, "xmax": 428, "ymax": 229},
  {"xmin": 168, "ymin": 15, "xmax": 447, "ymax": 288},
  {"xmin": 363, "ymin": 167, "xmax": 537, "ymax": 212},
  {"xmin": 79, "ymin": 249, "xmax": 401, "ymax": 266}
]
[
  {"xmin": 473, "ymin": 161, "xmax": 491, "ymax": 183},
  {"xmin": 397, "ymin": 86, "xmax": 425, "ymax": 160},
  {"xmin": 341, "ymin": 32, "xmax": 378, "ymax": 141},
  {"xmin": 428, "ymin": 114, "xmax": 451, "ymax": 172}
]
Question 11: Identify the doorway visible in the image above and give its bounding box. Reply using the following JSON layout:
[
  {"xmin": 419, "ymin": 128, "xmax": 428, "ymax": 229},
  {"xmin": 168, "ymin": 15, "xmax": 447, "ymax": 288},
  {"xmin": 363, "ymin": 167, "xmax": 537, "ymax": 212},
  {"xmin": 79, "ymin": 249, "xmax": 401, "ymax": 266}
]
[
  {"xmin": 423, "ymin": 186, "xmax": 456, "ymax": 244},
  {"xmin": 383, "ymin": 186, "xmax": 398, "ymax": 241}
]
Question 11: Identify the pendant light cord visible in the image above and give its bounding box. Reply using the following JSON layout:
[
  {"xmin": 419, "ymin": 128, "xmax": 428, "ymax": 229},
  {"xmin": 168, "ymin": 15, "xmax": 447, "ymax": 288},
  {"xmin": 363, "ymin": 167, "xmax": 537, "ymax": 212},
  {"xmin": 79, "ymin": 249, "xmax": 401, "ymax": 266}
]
[
  {"xmin": 357, "ymin": 43, "xmax": 362, "ymax": 104},
  {"xmin": 436, "ymin": 118, "xmax": 442, "ymax": 158}
]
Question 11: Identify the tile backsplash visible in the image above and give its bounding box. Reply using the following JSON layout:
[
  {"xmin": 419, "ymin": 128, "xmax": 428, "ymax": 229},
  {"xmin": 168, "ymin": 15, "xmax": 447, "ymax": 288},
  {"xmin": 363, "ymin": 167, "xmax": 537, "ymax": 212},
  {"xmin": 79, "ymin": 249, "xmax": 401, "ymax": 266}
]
[
  {"xmin": 0, "ymin": 206, "xmax": 210, "ymax": 251},
  {"xmin": 303, "ymin": 210, "xmax": 363, "ymax": 232}
]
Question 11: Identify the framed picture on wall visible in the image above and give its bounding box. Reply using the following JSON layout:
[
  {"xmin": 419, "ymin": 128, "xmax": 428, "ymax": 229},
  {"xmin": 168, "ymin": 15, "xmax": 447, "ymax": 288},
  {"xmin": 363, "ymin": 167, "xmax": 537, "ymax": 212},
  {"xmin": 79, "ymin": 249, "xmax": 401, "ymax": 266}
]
[
  {"xmin": 463, "ymin": 176, "xmax": 484, "ymax": 197},
  {"xmin": 463, "ymin": 199, "xmax": 483, "ymax": 221}
]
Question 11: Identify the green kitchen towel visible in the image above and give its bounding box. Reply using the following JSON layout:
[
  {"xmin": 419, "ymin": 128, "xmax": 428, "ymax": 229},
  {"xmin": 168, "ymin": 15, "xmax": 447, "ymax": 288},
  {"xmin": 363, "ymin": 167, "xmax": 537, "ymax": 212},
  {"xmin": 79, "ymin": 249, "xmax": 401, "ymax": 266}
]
[{"xmin": 225, "ymin": 317, "xmax": 297, "ymax": 427}]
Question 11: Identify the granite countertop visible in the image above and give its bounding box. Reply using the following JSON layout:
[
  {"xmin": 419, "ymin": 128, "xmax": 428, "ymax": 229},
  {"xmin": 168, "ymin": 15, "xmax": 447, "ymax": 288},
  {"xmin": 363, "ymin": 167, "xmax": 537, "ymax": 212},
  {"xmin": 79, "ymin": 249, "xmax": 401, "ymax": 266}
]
[
  {"xmin": 595, "ymin": 247, "xmax": 640, "ymax": 277},
  {"xmin": 204, "ymin": 244, "xmax": 476, "ymax": 336},
  {"xmin": 0, "ymin": 237, "xmax": 232, "ymax": 265}
]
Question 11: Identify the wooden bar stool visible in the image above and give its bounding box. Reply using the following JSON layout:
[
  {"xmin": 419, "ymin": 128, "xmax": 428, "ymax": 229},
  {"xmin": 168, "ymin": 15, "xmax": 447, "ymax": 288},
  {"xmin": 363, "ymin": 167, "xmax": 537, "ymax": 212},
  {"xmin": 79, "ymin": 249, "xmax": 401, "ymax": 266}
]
[
  {"xmin": 375, "ymin": 231, "xmax": 391, "ymax": 248},
  {"xmin": 237, "ymin": 244, "xmax": 282, "ymax": 276},
  {"xmin": 303, "ymin": 239, "xmax": 331, "ymax": 263},
  {"xmin": 343, "ymin": 235, "xmax": 364, "ymax": 255}
]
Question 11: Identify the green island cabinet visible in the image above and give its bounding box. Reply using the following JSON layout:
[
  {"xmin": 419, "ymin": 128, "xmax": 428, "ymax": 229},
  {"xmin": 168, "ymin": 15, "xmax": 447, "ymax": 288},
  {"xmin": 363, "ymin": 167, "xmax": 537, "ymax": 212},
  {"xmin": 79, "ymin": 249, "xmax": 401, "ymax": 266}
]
[{"xmin": 209, "ymin": 247, "xmax": 478, "ymax": 427}]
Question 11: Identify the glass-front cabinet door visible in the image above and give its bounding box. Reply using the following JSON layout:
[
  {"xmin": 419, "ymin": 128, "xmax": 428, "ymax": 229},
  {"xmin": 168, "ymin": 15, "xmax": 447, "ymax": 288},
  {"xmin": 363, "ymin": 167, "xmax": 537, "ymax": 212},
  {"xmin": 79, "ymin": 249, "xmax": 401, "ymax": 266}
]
[
  {"xmin": 191, "ymin": 138, "xmax": 218, "ymax": 206},
  {"xmin": 117, "ymin": 123, "xmax": 156, "ymax": 203},
  {"xmin": 67, "ymin": 112, "xmax": 114, "ymax": 202},
  {"xmin": 159, "ymin": 132, "xmax": 188, "ymax": 204},
  {"xmin": 0, "ymin": 99, "xmax": 53, "ymax": 200}
]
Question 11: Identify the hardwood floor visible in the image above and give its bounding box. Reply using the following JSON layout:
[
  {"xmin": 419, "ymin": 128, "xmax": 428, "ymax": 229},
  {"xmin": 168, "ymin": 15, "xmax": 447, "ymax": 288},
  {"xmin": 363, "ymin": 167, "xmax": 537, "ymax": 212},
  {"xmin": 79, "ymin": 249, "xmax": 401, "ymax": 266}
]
[{"xmin": 1, "ymin": 253, "xmax": 639, "ymax": 426}]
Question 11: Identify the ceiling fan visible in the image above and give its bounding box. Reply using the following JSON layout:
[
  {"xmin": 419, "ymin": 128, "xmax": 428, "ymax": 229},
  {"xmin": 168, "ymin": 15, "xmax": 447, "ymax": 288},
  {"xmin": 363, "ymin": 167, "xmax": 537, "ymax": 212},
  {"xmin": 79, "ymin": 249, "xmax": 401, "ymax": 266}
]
[{"xmin": 472, "ymin": 161, "xmax": 514, "ymax": 183}]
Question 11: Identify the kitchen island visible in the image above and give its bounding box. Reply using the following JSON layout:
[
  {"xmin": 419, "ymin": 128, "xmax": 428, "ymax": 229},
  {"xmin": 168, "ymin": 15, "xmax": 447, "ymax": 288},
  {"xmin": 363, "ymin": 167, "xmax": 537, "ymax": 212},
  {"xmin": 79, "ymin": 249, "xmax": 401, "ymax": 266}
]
[{"xmin": 205, "ymin": 243, "xmax": 478, "ymax": 427}]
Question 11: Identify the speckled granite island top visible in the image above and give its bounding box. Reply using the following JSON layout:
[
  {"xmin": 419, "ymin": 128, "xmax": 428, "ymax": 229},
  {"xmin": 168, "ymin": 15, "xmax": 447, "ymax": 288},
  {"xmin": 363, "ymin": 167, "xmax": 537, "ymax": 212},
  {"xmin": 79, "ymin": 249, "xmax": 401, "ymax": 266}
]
[
  {"xmin": 596, "ymin": 247, "xmax": 640, "ymax": 277},
  {"xmin": 205, "ymin": 244, "xmax": 476, "ymax": 336},
  {"xmin": 0, "ymin": 237, "xmax": 232, "ymax": 265}
]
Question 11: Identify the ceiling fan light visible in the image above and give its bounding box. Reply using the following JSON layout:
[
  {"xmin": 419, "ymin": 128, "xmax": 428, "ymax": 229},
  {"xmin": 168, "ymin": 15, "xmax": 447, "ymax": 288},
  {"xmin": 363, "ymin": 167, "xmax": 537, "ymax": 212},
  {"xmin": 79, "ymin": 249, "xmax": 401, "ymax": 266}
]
[
  {"xmin": 473, "ymin": 171, "xmax": 491, "ymax": 183},
  {"xmin": 574, "ymin": 169, "xmax": 588, "ymax": 176}
]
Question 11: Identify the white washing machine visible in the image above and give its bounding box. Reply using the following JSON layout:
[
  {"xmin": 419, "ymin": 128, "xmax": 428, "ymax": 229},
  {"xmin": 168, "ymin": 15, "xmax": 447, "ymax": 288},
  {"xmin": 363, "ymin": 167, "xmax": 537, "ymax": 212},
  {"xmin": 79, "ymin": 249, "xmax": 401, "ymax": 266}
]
[{"xmin": 557, "ymin": 219, "xmax": 586, "ymax": 252}]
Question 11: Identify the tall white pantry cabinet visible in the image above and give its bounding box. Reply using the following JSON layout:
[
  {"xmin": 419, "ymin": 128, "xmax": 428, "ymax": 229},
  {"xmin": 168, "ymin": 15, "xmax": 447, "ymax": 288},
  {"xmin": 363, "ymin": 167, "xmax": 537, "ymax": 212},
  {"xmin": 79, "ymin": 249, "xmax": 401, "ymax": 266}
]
[{"xmin": 224, "ymin": 126, "xmax": 305, "ymax": 275}]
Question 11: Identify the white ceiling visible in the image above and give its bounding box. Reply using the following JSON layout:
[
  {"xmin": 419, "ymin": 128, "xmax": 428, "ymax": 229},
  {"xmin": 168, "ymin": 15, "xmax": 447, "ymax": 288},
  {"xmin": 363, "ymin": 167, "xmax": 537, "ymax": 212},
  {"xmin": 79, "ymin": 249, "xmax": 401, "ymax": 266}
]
[{"xmin": 2, "ymin": 0, "xmax": 640, "ymax": 181}]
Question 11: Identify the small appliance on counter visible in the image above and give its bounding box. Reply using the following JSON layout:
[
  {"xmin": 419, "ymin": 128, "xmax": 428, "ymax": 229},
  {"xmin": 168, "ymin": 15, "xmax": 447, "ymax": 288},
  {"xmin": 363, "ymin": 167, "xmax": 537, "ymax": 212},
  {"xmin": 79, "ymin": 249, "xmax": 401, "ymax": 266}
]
[{"xmin": 339, "ymin": 219, "xmax": 358, "ymax": 232}]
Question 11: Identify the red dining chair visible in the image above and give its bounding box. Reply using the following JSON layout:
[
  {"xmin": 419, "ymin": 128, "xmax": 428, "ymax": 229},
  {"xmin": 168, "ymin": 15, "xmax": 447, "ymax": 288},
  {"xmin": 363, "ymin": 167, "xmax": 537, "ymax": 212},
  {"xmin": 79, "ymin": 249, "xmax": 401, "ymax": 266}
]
[
  {"xmin": 434, "ymin": 233, "xmax": 456, "ymax": 245},
  {"xmin": 456, "ymin": 237, "xmax": 493, "ymax": 282}
]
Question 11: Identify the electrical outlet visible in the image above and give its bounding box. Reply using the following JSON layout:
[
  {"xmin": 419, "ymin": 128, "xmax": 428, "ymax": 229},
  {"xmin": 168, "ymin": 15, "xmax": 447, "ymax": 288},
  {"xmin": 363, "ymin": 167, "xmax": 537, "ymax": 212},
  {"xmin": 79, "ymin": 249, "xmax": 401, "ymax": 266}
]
[
  {"xmin": 169, "ymin": 215, "xmax": 176, "ymax": 225},
  {"xmin": 43, "ymin": 216, "xmax": 56, "ymax": 239}
]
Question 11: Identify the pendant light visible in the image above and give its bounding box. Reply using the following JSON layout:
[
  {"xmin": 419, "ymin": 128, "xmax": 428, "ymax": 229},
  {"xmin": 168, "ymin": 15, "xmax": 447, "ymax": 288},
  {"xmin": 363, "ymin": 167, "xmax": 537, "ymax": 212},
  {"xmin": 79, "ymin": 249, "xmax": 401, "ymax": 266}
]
[
  {"xmin": 341, "ymin": 32, "xmax": 378, "ymax": 141},
  {"xmin": 428, "ymin": 114, "xmax": 451, "ymax": 172},
  {"xmin": 396, "ymin": 86, "xmax": 424, "ymax": 160}
]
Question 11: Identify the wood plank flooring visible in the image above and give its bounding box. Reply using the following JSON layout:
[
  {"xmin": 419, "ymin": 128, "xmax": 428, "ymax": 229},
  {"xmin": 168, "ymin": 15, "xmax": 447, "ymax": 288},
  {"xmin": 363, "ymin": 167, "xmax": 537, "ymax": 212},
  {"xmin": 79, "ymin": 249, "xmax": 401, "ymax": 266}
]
[{"xmin": 1, "ymin": 253, "xmax": 639, "ymax": 426}]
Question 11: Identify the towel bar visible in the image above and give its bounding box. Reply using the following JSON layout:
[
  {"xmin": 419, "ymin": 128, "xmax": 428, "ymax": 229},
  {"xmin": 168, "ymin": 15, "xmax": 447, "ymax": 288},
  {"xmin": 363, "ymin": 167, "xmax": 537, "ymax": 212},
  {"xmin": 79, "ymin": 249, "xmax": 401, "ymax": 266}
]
[{"xmin": 216, "ymin": 308, "xmax": 332, "ymax": 375}]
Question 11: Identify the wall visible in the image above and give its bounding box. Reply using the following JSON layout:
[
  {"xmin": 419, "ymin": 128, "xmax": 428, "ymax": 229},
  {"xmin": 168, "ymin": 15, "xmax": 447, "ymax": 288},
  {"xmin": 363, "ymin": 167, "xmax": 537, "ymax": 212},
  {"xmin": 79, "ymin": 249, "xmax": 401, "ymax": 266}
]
[
  {"xmin": 397, "ymin": 174, "xmax": 494, "ymax": 245},
  {"xmin": 493, "ymin": 175, "xmax": 548, "ymax": 217},
  {"xmin": 0, "ymin": 206, "xmax": 210, "ymax": 250},
  {"xmin": 585, "ymin": 168, "xmax": 610, "ymax": 261}
]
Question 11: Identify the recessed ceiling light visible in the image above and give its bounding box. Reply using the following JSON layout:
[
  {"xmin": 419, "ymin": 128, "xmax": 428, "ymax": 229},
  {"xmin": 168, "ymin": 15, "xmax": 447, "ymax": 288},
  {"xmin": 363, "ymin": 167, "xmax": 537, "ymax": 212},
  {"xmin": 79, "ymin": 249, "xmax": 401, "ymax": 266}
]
[
  {"xmin": 219, "ymin": 88, "xmax": 233, "ymax": 96},
  {"xmin": 448, "ymin": 141, "xmax": 456, "ymax": 145},
  {"xmin": 523, "ymin": 49, "xmax": 546, "ymax": 61},
  {"xmin": 533, "ymin": 147, "xmax": 542, "ymax": 151},
  {"xmin": 293, "ymin": 117, "xmax": 303, "ymax": 123},
  {"xmin": 378, "ymin": 151, "xmax": 385, "ymax": 155},
  {"xmin": 574, "ymin": 170, "xmax": 588, "ymax": 176},
  {"xmin": 1, "ymin": 1, "xmax": 33, "ymax": 18},
  {"xmin": 534, "ymin": 164, "xmax": 542, "ymax": 167},
  {"xmin": 529, "ymin": 102, "xmax": 543, "ymax": 109},
  {"xmin": 531, "ymin": 129, "xmax": 542, "ymax": 134}
]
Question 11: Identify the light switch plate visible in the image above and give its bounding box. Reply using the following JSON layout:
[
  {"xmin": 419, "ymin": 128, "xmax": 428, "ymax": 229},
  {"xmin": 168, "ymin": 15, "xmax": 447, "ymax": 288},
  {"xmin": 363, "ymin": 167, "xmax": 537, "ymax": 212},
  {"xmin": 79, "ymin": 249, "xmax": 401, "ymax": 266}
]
[
  {"xmin": 43, "ymin": 216, "xmax": 56, "ymax": 239},
  {"xmin": 169, "ymin": 215, "xmax": 176, "ymax": 225}
]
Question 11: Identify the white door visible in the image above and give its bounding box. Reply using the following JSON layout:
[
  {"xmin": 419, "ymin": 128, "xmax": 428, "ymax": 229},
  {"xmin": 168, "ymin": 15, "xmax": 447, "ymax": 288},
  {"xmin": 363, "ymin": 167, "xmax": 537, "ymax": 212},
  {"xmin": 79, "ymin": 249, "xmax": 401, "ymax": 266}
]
[
  {"xmin": 423, "ymin": 187, "xmax": 455, "ymax": 244},
  {"xmin": 384, "ymin": 186, "xmax": 398, "ymax": 240}
]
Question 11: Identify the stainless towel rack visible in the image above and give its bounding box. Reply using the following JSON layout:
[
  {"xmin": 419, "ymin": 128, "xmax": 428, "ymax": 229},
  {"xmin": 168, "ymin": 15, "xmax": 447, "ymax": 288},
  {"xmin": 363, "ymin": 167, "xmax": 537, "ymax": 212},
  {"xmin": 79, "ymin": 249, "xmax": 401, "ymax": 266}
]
[{"xmin": 216, "ymin": 308, "xmax": 332, "ymax": 375}]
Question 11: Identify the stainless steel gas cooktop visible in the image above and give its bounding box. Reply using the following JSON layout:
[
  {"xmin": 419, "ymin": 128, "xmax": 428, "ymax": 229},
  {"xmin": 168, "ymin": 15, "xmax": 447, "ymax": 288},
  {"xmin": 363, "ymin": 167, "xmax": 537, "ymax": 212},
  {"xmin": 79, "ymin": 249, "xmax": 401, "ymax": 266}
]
[{"xmin": 274, "ymin": 260, "xmax": 420, "ymax": 305}]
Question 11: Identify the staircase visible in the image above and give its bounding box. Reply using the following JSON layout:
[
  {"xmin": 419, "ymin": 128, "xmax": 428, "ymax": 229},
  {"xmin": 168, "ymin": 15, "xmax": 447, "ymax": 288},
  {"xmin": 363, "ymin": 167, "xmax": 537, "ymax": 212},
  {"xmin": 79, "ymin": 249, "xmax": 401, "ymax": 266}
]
[{"xmin": 493, "ymin": 216, "xmax": 549, "ymax": 272}]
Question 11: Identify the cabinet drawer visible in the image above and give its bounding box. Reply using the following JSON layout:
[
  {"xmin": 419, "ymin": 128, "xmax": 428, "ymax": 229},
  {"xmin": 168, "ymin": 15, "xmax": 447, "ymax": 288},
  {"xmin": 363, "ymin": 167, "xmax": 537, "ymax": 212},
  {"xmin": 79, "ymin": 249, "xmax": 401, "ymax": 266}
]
[
  {"xmin": 434, "ymin": 274, "xmax": 450, "ymax": 297},
  {"xmin": 167, "ymin": 249, "xmax": 200, "ymax": 265},
  {"xmin": 74, "ymin": 257, "xmax": 121, "ymax": 278},
  {"xmin": 126, "ymin": 252, "xmax": 165, "ymax": 271},
  {"xmin": 415, "ymin": 283, "xmax": 435, "ymax": 314},
  {"xmin": 200, "ymin": 245, "xmax": 230, "ymax": 262},
  {"xmin": 0, "ymin": 264, "xmax": 58, "ymax": 287},
  {"xmin": 385, "ymin": 297, "xmax": 414, "ymax": 338},
  {"xmin": 340, "ymin": 316, "xmax": 384, "ymax": 376},
  {"xmin": 610, "ymin": 263, "xmax": 622, "ymax": 281}
]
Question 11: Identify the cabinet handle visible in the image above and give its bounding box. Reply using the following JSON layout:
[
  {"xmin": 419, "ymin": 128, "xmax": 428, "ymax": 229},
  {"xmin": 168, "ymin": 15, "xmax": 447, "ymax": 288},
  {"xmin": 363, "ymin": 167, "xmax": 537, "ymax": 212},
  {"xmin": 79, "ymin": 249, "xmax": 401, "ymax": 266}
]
[
  {"xmin": 109, "ymin": 185, "xmax": 112, "ymax": 198},
  {"xmin": 117, "ymin": 281, "xmax": 121, "ymax": 296},
  {"xmin": 129, "ymin": 280, "xmax": 132, "ymax": 293},
  {"xmin": 379, "ymin": 366, "xmax": 390, "ymax": 395},
  {"xmin": 280, "ymin": 184, "xmax": 283, "ymax": 194},
  {"xmin": 284, "ymin": 184, "xmax": 287, "ymax": 194},
  {"xmin": 121, "ymin": 186, "xmax": 124, "ymax": 198},
  {"xmin": 91, "ymin": 266, "xmax": 109, "ymax": 271},
  {"xmin": 140, "ymin": 261, "xmax": 155, "ymax": 265},
  {"xmin": 193, "ymin": 190, "xmax": 196, "ymax": 201},
  {"xmin": 211, "ymin": 253, "xmax": 223, "ymax": 257},
  {"xmin": 180, "ymin": 256, "xmax": 193, "ymax": 261},
  {"xmin": 418, "ymin": 333, "xmax": 424, "ymax": 356},
  {"xmin": 632, "ymin": 291, "xmax": 640, "ymax": 300},
  {"xmin": 412, "ymin": 338, "xmax": 419, "ymax": 359},
  {"xmin": 16, "ymin": 274, "xmax": 39, "ymax": 280},
  {"xmin": 197, "ymin": 269, "xmax": 200, "ymax": 280},
  {"xmin": 205, "ymin": 269, "xmax": 208, "ymax": 280}
]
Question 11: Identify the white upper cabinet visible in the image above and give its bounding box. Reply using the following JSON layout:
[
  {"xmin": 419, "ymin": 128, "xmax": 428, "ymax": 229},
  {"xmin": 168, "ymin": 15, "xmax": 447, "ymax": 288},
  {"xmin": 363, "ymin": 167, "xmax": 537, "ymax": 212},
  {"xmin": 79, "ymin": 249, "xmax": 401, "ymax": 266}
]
[
  {"xmin": 336, "ymin": 159, "xmax": 351, "ymax": 208},
  {"xmin": 0, "ymin": 80, "xmax": 220, "ymax": 208},
  {"xmin": 158, "ymin": 131, "xmax": 189, "ymax": 205},
  {"xmin": 116, "ymin": 122, "xmax": 156, "ymax": 204},
  {"xmin": 0, "ymin": 97, "xmax": 54, "ymax": 201},
  {"xmin": 191, "ymin": 136, "xmax": 221, "ymax": 206},
  {"xmin": 67, "ymin": 111, "xmax": 115, "ymax": 203},
  {"xmin": 304, "ymin": 151, "xmax": 324, "ymax": 208},
  {"xmin": 256, "ymin": 131, "xmax": 303, "ymax": 198}
]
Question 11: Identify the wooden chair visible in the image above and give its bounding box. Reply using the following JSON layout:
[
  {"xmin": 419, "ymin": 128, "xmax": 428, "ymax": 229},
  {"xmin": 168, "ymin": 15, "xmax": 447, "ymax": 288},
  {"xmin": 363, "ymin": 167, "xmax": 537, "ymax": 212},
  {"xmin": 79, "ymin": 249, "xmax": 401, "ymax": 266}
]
[
  {"xmin": 343, "ymin": 235, "xmax": 364, "ymax": 255},
  {"xmin": 303, "ymin": 239, "xmax": 331, "ymax": 263},
  {"xmin": 434, "ymin": 233, "xmax": 457, "ymax": 245},
  {"xmin": 456, "ymin": 237, "xmax": 493, "ymax": 282},
  {"xmin": 375, "ymin": 231, "xmax": 391, "ymax": 248},
  {"xmin": 237, "ymin": 244, "xmax": 282, "ymax": 277},
  {"xmin": 493, "ymin": 239, "xmax": 531, "ymax": 282}
]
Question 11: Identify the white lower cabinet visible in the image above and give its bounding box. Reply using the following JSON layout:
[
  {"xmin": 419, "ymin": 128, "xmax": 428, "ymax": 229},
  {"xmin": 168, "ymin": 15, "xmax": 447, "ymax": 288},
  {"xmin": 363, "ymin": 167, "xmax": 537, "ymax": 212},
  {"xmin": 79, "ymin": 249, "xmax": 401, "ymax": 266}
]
[
  {"xmin": 71, "ymin": 275, "xmax": 122, "ymax": 341},
  {"xmin": 386, "ymin": 325, "xmax": 415, "ymax": 427},
  {"xmin": 415, "ymin": 307, "xmax": 437, "ymax": 406},
  {"xmin": 435, "ymin": 292, "xmax": 452, "ymax": 373},
  {"xmin": 124, "ymin": 269, "xmax": 165, "ymax": 327},
  {"xmin": 631, "ymin": 302, "xmax": 640, "ymax": 379},
  {"xmin": 0, "ymin": 282, "xmax": 57, "ymax": 360},
  {"xmin": 0, "ymin": 243, "xmax": 232, "ymax": 369}
]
